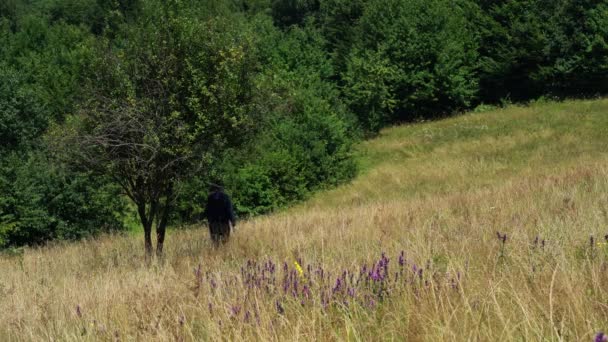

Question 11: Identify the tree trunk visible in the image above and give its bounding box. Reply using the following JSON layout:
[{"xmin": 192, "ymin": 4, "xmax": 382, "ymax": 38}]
[
  {"xmin": 156, "ymin": 188, "xmax": 173, "ymax": 258},
  {"xmin": 156, "ymin": 223, "xmax": 166, "ymax": 258},
  {"xmin": 144, "ymin": 227, "xmax": 153, "ymax": 259},
  {"xmin": 137, "ymin": 202, "xmax": 153, "ymax": 260}
]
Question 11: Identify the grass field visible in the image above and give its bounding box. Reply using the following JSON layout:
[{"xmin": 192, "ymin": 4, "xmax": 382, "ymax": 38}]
[{"xmin": 2, "ymin": 99, "xmax": 608, "ymax": 341}]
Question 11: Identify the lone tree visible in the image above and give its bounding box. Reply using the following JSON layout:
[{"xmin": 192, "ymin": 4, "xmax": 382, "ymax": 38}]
[{"xmin": 65, "ymin": 1, "xmax": 260, "ymax": 257}]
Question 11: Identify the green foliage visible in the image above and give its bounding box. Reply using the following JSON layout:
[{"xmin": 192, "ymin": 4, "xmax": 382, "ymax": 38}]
[
  {"xmin": 223, "ymin": 23, "xmax": 355, "ymax": 216},
  {"xmin": 343, "ymin": 0, "xmax": 479, "ymax": 131},
  {"xmin": 1, "ymin": 13, "xmax": 96, "ymax": 122},
  {"xmin": 173, "ymin": 22, "xmax": 356, "ymax": 219},
  {"xmin": 541, "ymin": 0, "xmax": 608, "ymax": 95},
  {"xmin": 223, "ymin": 86, "xmax": 356, "ymax": 216},
  {"xmin": 62, "ymin": 1, "xmax": 271, "ymax": 250},
  {"xmin": 270, "ymin": 0, "xmax": 319, "ymax": 28},
  {"xmin": 0, "ymin": 64, "xmax": 48, "ymax": 152},
  {"xmin": 0, "ymin": 151, "xmax": 125, "ymax": 248},
  {"xmin": 317, "ymin": 0, "xmax": 365, "ymax": 71},
  {"xmin": 1, "ymin": 0, "xmax": 606, "ymax": 248},
  {"xmin": 476, "ymin": 0, "xmax": 608, "ymax": 100}
]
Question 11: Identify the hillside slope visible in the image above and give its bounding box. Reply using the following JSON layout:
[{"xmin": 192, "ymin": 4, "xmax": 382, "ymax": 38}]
[{"xmin": 1, "ymin": 99, "xmax": 608, "ymax": 341}]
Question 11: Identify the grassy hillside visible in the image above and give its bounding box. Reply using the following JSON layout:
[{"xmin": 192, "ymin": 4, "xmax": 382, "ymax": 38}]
[{"xmin": 1, "ymin": 99, "xmax": 608, "ymax": 341}]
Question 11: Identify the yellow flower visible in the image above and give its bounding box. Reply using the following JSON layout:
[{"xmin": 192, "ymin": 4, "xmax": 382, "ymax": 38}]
[{"xmin": 294, "ymin": 261, "xmax": 304, "ymax": 278}]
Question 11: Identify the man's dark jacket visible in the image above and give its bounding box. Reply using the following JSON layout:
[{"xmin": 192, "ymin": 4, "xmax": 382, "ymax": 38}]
[{"xmin": 205, "ymin": 191, "xmax": 236, "ymax": 224}]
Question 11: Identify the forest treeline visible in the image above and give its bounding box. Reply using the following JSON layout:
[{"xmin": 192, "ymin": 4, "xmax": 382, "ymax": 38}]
[{"xmin": 1, "ymin": 0, "xmax": 606, "ymax": 248}]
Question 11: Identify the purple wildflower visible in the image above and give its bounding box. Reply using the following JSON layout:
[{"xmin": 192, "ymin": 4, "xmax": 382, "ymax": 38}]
[
  {"xmin": 302, "ymin": 285, "xmax": 310, "ymax": 299},
  {"xmin": 333, "ymin": 278, "xmax": 342, "ymax": 293},
  {"xmin": 399, "ymin": 251, "xmax": 405, "ymax": 267},
  {"xmin": 75, "ymin": 305, "xmax": 82, "ymax": 318},
  {"xmin": 595, "ymin": 332, "xmax": 608, "ymax": 342},
  {"xmin": 371, "ymin": 269, "xmax": 381, "ymax": 281}
]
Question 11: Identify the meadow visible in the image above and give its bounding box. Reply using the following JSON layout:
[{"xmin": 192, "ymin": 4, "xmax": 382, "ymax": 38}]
[{"xmin": 1, "ymin": 99, "xmax": 608, "ymax": 341}]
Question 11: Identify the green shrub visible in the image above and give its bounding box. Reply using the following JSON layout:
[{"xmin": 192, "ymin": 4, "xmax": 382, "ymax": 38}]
[
  {"xmin": 476, "ymin": 0, "xmax": 608, "ymax": 100},
  {"xmin": 223, "ymin": 86, "xmax": 356, "ymax": 216},
  {"xmin": 0, "ymin": 151, "xmax": 127, "ymax": 248},
  {"xmin": 343, "ymin": 0, "xmax": 479, "ymax": 131},
  {"xmin": 173, "ymin": 21, "xmax": 357, "ymax": 220}
]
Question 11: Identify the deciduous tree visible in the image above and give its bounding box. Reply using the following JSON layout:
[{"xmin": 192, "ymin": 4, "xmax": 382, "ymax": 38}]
[{"xmin": 61, "ymin": 1, "xmax": 260, "ymax": 257}]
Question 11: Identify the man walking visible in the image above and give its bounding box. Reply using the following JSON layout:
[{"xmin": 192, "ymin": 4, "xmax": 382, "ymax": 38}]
[{"xmin": 204, "ymin": 183, "xmax": 236, "ymax": 246}]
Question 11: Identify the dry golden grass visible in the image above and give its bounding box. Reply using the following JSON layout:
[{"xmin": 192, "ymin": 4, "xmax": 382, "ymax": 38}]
[{"xmin": 1, "ymin": 99, "xmax": 608, "ymax": 341}]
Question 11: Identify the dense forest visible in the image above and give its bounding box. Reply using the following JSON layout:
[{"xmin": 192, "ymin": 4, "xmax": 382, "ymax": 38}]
[{"xmin": 1, "ymin": 0, "xmax": 606, "ymax": 249}]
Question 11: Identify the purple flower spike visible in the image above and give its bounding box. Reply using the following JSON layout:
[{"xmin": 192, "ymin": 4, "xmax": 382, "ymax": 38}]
[
  {"xmin": 595, "ymin": 332, "xmax": 608, "ymax": 342},
  {"xmin": 245, "ymin": 311, "xmax": 251, "ymax": 323},
  {"xmin": 333, "ymin": 278, "xmax": 342, "ymax": 293},
  {"xmin": 399, "ymin": 251, "xmax": 405, "ymax": 267},
  {"xmin": 75, "ymin": 305, "xmax": 82, "ymax": 318},
  {"xmin": 302, "ymin": 285, "xmax": 310, "ymax": 299}
]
